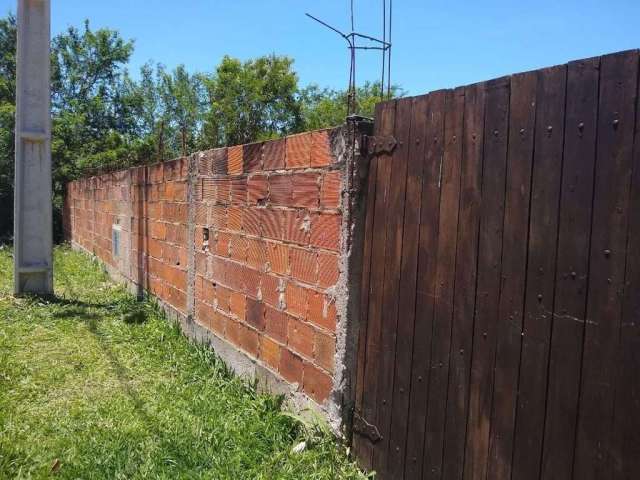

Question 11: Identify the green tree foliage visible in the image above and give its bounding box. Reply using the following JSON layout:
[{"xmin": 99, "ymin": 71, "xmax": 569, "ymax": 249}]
[
  {"xmin": 299, "ymin": 81, "xmax": 405, "ymax": 130},
  {"xmin": 202, "ymin": 55, "xmax": 302, "ymax": 147},
  {"xmin": 0, "ymin": 14, "xmax": 16, "ymax": 237}
]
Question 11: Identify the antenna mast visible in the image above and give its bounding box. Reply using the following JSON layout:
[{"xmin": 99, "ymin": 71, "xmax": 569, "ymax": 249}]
[{"xmin": 306, "ymin": 0, "xmax": 393, "ymax": 117}]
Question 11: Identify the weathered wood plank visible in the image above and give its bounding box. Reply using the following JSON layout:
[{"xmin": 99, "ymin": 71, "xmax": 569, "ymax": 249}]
[
  {"xmin": 540, "ymin": 56, "xmax": 600, "ymax": 480},
  {"xmin": 370, "ymin": 96, "xmax": 413, "ymax": 476},
  {"xmin": 486, "ymin": 70, "xmax": 537, "ymax": 480},
  {"xmin": 384, "ymin": 94, "xmax": 429, "ymax": 480},
  {"xmin": 353, "ymin": 100, "xmax": 396, "ymax": 470},
  {"xmin": 421, "ymin": 87, "xmax": 465, "ymax": 480},
  {"xmin": 574, "ymin": 49, "xmax": 639, "ymax": 480},
  {"xmin": 511, "ymin": 64, "xmax": 567, "ymax": 480},
  {"xmin": 441, "ymin": 81, "xmax": 486, "ymax": 480}
]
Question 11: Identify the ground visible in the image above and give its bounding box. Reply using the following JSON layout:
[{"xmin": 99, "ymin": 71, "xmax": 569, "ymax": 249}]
[{"xmin": 0, "ymin": 246, "xmax": 366, "ymax": 479}]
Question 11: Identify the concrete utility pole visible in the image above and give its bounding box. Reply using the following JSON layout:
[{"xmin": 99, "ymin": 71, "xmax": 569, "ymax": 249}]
[{"xmin": 13, "ymin": 0, "xmax": 53, "ymax": 295}]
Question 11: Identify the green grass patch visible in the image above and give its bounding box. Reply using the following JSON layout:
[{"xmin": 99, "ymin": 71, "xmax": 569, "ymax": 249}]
[{"xmin": 0, "ymin": 245, "xmax": 367, "ymax": 479}]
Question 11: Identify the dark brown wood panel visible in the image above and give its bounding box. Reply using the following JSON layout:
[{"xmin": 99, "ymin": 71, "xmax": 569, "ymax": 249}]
[
  {"xmin": 486, "ymin": 70, "xmax": 537, "ymax": 480},
  {"xmin": 353, "ymin": 100, "xmax": 396, "ymax": 470},
  {"xmin": 353, "ymin": 50, "xmax": 640, "ymax": 480},
  {"xmin": 371, "ymin": 97, "xmax": 414, "ymax": 476},
  {"xmin": 421, "ymin": 87, "xmax": 465, "ymax": 480},
  {"xmin": 511, "ymin": 64, "xmax": 567, "ymax": 480},
  {"xmin": 463, "ymin": 77, "xmax": 510, "ymax": 480},
  {"xmin": 540, "ymin": 56, "xmax": 600, "ymax": 480},
  {"xmin": 442, "ymin": 81, "xmax": 486, "ymax": 480},
  {"xmin": 612, "ymin": 56, "xmax": 640, "ymax": 479},
  {"xmin": 401, "ymin": 91, "xmax": 446, "ymax": 480},
  {"xmin": 385, "ymin": 94, "xmax": 429, "ymax": 480},
  {"xmin": 574, "ymin": 50, "xmax": 639, "ymax": 480}
]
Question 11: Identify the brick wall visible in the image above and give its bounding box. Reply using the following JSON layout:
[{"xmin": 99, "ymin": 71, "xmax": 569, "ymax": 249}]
[{"xmin": 64, "ymin": 127, "xmax": 356, "ymax": 411}]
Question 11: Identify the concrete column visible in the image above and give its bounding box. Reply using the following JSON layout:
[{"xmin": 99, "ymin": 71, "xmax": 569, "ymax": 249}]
[{"xmin": 13, "ymin": 0, "xmax": 53, "ymax": 294}]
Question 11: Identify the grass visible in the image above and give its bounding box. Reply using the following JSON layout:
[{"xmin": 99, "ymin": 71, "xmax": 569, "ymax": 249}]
[{"xmin": 0, "ymin": 245, "xmax": 367, "ymax": 479}]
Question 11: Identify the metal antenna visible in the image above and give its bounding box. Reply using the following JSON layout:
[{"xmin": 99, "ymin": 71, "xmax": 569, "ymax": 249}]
[{"xmin": 306, "ymin": 0, "xmax": 392, "ymax": 116}]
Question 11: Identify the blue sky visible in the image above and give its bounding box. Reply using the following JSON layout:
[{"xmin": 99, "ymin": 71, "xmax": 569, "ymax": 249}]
[{"xmin": 2, "ymin": 0, "xmax": 639, "ymax": 96}]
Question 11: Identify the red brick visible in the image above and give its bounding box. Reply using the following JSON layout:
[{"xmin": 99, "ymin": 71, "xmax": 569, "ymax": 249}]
[
  {"xmin": 265, "ymin": 306, "xmax": 288, "ymax": 343},
  {"xmin": 230, "ymin": 177, "xmax": 247, "ymax": 205},
  {"xmin": 229, "ymin": 234, "xmax": 247, "ymax": 262},
  {"xmin": 229, "ymin": 291, "xmax": 246, "ymax": 321},
  {"xmin": 209, "ymin": 256, "xmax": 226, "ymax": 283},
  {"xmin": 210, "ymin": 148, "xmax": 228, "ymax": 175},
  {"xmin": 311, "ymin": 129, "xmax": 334, "ymax": 167},
  {"xmin": 246, "ymin": 238, "xmax": 267, "ymax": 271},
  {"xmin": 314, "ymin": 332, "xmax": 336, "ymax": 372},
  {"xmin": 227, "ymin": 206, "xmax": 243, "ymax": 231},
  {"xmin": 318, "ymin": 252, "xmax": 339, "ymax": 288},
  {"xmin": 163, "ymin": 203, "xmax": 188, "ymax": 223},
  {"xmin": 260, "ymin": 336, "xmax": 281, "ymax": 371},
  {"xmin": 262, "ymin": 138, "xmax": 285, "ymax": 170},
  {"xmin": 225, "ymin": 261, "xmax": 245, "ymax": 292},
  {"xmin": 292, "ymin": 173, "xmax": 320, "ymax": 208},
  {"xmin": 286, "ymin": 133, "xmax": 311, "ymax": 168},
  {"xmin": 150, "ymin": 222, "xmax": 166, "ymax": 240},
  {"xmin": 166, "ymin": 224, "xmax": 187, "ymax": 244},
  {"xmin": 203, "ymin": 277, "xmax": 216, "ymax": 304},
  {"xmin": 290, "ymin": 247, "xmax": 318, "ymax": 285},
  {"xmin": 216, "ymin": 232, "xmax": 231, "ymax": 257},
  {"xmin": 242, "ymin": 207, "xmax": 262, "ymax": 237},
  {"xmin": 280, "ymin": 348, "xmax": 303, "ymax": 384},
  {"xmin": 261, "ymin": 274, "xmax": 282, "ymax": 308},
  {"xmin": 195, "ymin": 204, "xmax": 209, "ymax": 225},
  {"xmin": 246, "ymin": 297, "xmax": 266, "ymax": 331},
  {"xmin": 226, "ymin": 317, "xmax": 243, "ymax": 348},
  {"xmin": 148, "ymin": 238, "xmax": 163, "ymax": 259},
  {"xmin": 266, "ymin": 241, "xmax": 288, "ymax": 275},
  {"xmin": 242, "ymin": 326, "xmax": 260, "ymax": 358},
  {"xmin": 308, "ymin": 291, "xmax": 337, "ymax": 332},
  {"xmin": 247, "ymin": 174, "xmax": 268, "ymax": 205},
  {"xmin": 282, "ymin": 209, "xmax": 311, "ymax": 245},
  {"xmin": 320, "ymin": 171, "xmax": 341, "ymax": 209},
  {"xmin": 243, "ymin": 267, "xmax": 262, "ymax": 298},
  {"xmin": 228, "ymin": 145, "xmax": 243, "ymax": 175},
  {"xmin": 164, "ymin": 246, "xmax": 187, "ymax": 269},
  {"xmin": 243, "ymin": 142, "xmax": 263, "ymax": 172},
  {"xmin": 195, "ymin": 252, "xmax": 208, "ymax": 277},
  {"xmin": 216, "ymin": 284, "xmax": 232, "ymax": 312},
  {"xmin": 148, "ymin": 163, "xmax": 163, "ymax": 183},
  {"xmin": 210, "ymin": 205, "xmax": 227, "ymax": 229},
  {"xmin": 287, "ymin": 317, "xmax": 314, "ymax": 358},
  {"xmin": 196, "ymin": 300, "xmax": 213, "ymax": 330},
  {"xmin": 214, "ymin": 178, "xmax": 231, "ymax": 204},
  {"xmin": 201, "ymin": 177, "xmax": 216, "ymax": 201},
  {"xmin": 211, "ymin": 310, "xmax": 227, "ymax": 336},
  {"xmin": 310, "ymin": 213, "xmax": 341, "ymax": 251},
  {"xmin": 164, "ymin": 181, "xmax": 186, "ymax": 202},
  {"xmin": 269, "ymin": 174, "xmax": 292, "ymax": 205},
  {"xmin": 260, "ymin": 208, "xmax": 282, "ymax": 240},
  {"xmin": 165, "ymin": 284, "xmax": 187, "ymax": 312},
  {"xmin": 303, "ymin": 362, "xmax": 332, "ymax": 403},
  {"xmin": 286, "ymin": 283, "xmax": 309, "ymax": 319}
]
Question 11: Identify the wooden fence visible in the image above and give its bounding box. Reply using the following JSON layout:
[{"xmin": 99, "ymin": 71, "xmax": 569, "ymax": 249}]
[{"xmin": 353, "ymin": 49, "xmax": 640, "ymax": 480}]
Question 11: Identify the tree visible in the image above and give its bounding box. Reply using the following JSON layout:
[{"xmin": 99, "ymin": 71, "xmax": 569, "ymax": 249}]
[
  {"xmin": 202, "ymin": 54, "xmax": 302, "ymax": 147},
  {"xmin": 299, "ymin": 81, "xmax": 405, "ymax": 131},
  {"xmin": 0, "ymin": 14, "xmax": 16, "ymax": 238}
]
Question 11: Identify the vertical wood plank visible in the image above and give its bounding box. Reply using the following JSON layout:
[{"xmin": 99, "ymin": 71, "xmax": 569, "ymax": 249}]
[
  {"xmin": 422, "ymin": 87, "xmax": 465, "ymax": 480},
  {"xmin": 540, "ymin": 56, "xmax": 600, "ymax": 480},
  {"xmin": 353, "ymin": 100, "xmax": 396, "ymax": 470},
  {"xmin": 401, "ymin": 91, "xmax": 446, "ymax": 479},
  {"xmin": 613, "ymin": 51, "xmax": 640, "ymax": 480},
  {"xmin": 511, "ymin": 65, "xmax": 567, "ymax": 480},
  {"xmin": 441, "ymin": 81, "xmax": 486, "ymax": 480},
  {"xmin": 371, "ymin": 97, "xmax": 413, "ymax": 476},
  {"xmin": 463, "ymin": 77, "xmax": 510, "ymax": 480},
  {"xmin": 385, "ymin": 94, "xmax": 429, "ymax": 480},
  {"xmin": 574, "ymin": 50, "xmax": 639, "ymax": 480},
  {"xmin": 486, "ymin": 70, "xmax": 537, "ymax": 480}
]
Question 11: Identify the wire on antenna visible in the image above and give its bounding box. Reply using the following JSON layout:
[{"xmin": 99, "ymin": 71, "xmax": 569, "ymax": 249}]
[{"xmin": 306, "ymin": 0, "xmax": 393, "ymax": 117}]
